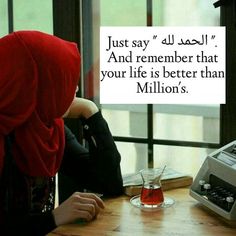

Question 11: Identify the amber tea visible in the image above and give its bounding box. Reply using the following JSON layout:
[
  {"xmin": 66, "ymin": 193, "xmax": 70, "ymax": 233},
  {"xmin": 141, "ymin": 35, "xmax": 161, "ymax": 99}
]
[{"xmin": 140, "ymin": 184, "xmax": 164, "ymax": 205}]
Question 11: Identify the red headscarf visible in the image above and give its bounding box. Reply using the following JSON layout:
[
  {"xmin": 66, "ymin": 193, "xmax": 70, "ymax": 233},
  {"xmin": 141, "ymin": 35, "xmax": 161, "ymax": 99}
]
[{"xmin": 0, "ymin": 31, "xmax": 80, "ymax": 177}]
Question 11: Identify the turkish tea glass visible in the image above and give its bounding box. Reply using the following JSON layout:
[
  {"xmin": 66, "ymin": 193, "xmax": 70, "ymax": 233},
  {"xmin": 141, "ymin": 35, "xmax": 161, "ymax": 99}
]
[{"xmin": 140, "ymin": 168, "xmax": 164, "ymax": 206}]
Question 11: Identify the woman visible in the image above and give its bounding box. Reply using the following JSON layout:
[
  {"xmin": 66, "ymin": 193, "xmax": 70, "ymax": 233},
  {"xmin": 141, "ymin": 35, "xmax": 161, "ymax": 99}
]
[{"xmin": 0, "ymin": 31, "xmax": 123, "ymax": 235}]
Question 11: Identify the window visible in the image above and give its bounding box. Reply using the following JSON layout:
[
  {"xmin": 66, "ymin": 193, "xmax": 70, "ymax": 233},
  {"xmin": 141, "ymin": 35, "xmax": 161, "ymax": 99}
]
[
  {"xmin": 0, "ymin": 0, "xmax": 53, "ymax": 35},
  {"xmin": 2, "ymin": 0, "xmax": 236, "ymax": 179},
  {"xmin": 0, "ymin": 0, "xmax": 8, "ymax": 37},
  {"xmin": 100, "ymin": 0, "xmax": 221, "ymax": 177}
]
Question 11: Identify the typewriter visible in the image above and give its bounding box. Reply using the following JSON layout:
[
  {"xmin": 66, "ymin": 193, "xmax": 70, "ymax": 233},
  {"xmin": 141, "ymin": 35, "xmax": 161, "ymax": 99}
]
[{"xmin": 190, "ymin": 141, "xmax": 236, "ymax": 220}]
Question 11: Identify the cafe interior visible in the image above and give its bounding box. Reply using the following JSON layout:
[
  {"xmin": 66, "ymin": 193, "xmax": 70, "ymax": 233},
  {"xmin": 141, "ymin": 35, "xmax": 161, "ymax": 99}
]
[{"xmin": 1, "ymin": 0, "xmax": 236, "ymax": 235}]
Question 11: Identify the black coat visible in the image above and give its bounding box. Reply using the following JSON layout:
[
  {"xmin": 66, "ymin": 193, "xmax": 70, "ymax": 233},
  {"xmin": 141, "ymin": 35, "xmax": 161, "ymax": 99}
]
[{"xmin": 1, "ymin": 112, "xmax": 123, "ymax": 236}]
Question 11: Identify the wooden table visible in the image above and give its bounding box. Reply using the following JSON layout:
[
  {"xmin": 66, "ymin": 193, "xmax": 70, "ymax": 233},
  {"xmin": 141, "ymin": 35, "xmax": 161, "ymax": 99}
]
[{"xmin": 47, "ymin": 188, "xmax": 236, "ymax": 236}]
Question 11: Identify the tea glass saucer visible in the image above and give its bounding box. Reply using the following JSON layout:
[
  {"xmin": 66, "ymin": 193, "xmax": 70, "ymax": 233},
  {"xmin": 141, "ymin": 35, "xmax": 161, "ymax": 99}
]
[{"xmin": 130, "ymin": 195, "xmax": 175, "ymax": 211}]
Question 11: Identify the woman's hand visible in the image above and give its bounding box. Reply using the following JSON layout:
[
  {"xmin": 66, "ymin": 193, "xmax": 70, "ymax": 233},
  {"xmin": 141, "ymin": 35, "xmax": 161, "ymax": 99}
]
[
  {"xmin": 52, "ymin": 192, "xmax": 105, "ymax": 226},
  {"xmin": 63, "ymin": 97, "xmax": 99, "ymax": 119}
]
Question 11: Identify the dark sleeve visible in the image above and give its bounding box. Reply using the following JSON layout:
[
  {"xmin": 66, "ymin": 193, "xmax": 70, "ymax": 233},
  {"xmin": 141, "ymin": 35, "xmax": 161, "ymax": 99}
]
[
  {"xmin": 60, "ymin": 111, "xmax": 123, "ymax": 197},
  {"xmin": 1, "ymin": 136, "xmax": 57, "ymax": 236},
  {"xmin": 4, "ymin": 212, "xmax": 56, "ymax": 236}
]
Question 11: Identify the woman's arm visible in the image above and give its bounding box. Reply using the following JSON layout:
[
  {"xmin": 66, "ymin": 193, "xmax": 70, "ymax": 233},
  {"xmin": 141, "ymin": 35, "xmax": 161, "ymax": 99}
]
[{"xmin": 61, "ymin": 98, "xmax": 123, "ymax": 196}]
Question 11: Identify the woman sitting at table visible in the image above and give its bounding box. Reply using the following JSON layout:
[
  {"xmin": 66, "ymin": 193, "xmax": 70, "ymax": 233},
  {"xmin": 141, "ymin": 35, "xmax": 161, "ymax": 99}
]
[{"xmin": 0, "ymin": 30, "xmax": 123, "ymax": 236}]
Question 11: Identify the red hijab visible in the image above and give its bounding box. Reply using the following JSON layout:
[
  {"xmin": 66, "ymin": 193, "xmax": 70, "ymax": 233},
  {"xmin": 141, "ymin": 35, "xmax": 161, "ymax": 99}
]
[{"xmin": 0, "ymin": 31, "xmax": 80, "ymax": 177}]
